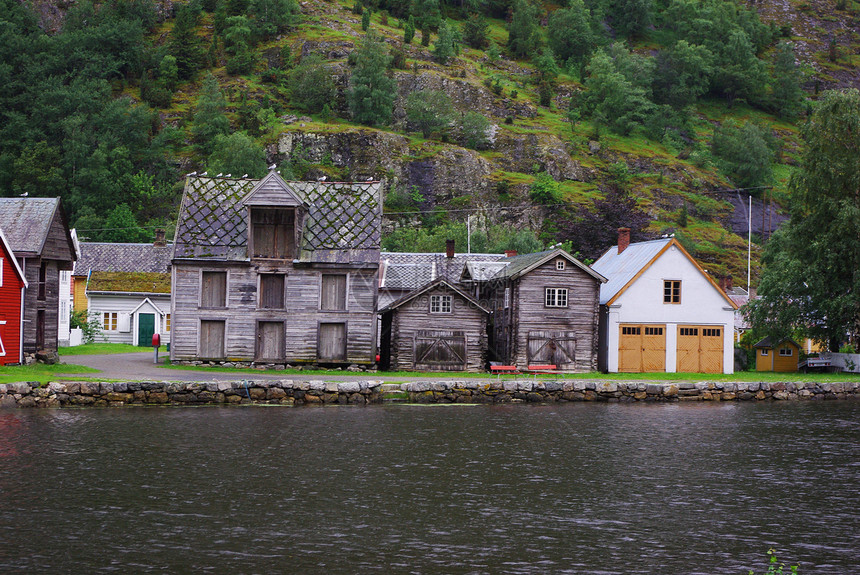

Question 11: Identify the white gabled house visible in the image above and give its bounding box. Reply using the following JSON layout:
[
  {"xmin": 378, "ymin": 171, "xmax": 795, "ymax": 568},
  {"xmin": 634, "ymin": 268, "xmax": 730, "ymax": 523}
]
[{"xmin": 591, "ymin": 230, "xmax": 738, "ymax": 374}]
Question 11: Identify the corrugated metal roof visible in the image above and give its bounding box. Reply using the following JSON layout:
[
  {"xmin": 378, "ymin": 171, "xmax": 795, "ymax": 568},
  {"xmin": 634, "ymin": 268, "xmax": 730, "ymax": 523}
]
[
  {"xmin": 0, "ymin": 197, "xmax": 59, "ymax": 255},
  {"xmin": 590, "ymin": 238, "xmax": 672, "ymax": 305},
  {"xmin": 76, "ymin": 242, "xmax": 172, "ymax": 274}
]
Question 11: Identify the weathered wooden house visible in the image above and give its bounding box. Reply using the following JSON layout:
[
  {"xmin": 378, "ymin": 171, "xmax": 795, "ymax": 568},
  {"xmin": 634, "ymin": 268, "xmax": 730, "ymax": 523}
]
[
  {"xmin": 170, "ymin": 171, "xmax": 381, "ymax": 366},
  {"xmin": 0, "ymin": 198, "xmax": 76, "ymax": 355},
  {"xmin": 754, "ymin": 337, "xmax": 800, "ymax": 372},
  {"xmin": 472, "ymin": 249, "xmax": 607, "ymax": 372},
  {"xmin": 590, "ymin": 231, "xmax": 737, "ymax": 374},
  {"xmin": 379, "ymin": 278, "xmax": 490, "ymax": 372},
  {"xmin": 74, "ymin": 237, "xmax": 173, "ymax": 346},
  {"xmin": 0, "ymin": 227, "xmax": 28, "ymax": 365}
]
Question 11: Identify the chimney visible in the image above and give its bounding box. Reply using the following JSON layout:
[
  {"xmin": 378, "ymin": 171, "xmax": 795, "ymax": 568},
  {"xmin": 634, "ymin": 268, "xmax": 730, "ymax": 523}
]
[
  {"xmin": 446, "ymin": 239, "xmax": 455, "ymax": 259},
  {"xmin": 719, "ymin": 275, "xmax": 733, "ymax": 292},
  {"xmin": 504, "ymin": 250, "xmax": 517, "ymax": 257},
  {"xmin": 617, "ymin": 228, "xmax": 631, "ymax": 254},
  {"xmin": 154, "ymin": 229, "xmax": 166, "ymax": 247}
]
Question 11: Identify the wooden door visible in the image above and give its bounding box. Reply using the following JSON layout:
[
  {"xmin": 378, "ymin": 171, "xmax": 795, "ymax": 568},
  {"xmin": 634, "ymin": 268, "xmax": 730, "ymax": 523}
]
[
  {"xmin": 413, "ymin": 330, "xmax": 466, "ymax": 371},
  {"xmin": 618, "ymin": 325, "xmax": 642, "ymax": 372},
  {"xmin": 527, "ymin": 331, "xmax": 576, "ymax": 368},
  {"xmin": 318, "ymin": 322, "xmax": 346, "ymax": 361},
  {"xmin": 137, "ymin": 313, "xmax": 155, "ymax": 347},
  {"xmin": 619, "ymin": 325, "xmax": 665, "ymax": 372},
  {"xmin": 200, "ymin": 320, "xmax": 225, "ymax": 358},
  {"xmin": 676, "ymin": 326, "xmax": 723, "ymax": 373},
  {"xmin": 256, "ymin": 321, "xmax": 284, "ymax": 361}
]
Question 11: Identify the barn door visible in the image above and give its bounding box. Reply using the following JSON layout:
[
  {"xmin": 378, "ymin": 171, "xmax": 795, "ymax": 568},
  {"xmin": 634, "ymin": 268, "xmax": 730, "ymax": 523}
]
[
  {"xmin": 619, "ymin": 325, "xmax": 665, "ymax": 372},
  {"xmin": 318, "ymin": 322, "xmax": 346, "ymax": 361},
  {"xmin": 256, "ymin": 321, "xmax": 284, "ymax": 361},
  {"xmin": 527, "ymin": 331, "xmax": 576, "ymax": 367},
  {"xmin": 413, "ymin": 330, "xmax": 466, "ymax": 371},
  {"xmin": 676, "ymin": 326, "xmax": 723, "ymax": 373}
]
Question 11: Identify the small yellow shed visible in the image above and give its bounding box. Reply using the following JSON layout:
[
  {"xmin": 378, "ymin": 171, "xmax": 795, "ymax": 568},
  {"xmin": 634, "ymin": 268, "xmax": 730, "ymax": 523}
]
[{"xmin": 754, "ymin": 337, "xmax": 800, "ymax": 372}]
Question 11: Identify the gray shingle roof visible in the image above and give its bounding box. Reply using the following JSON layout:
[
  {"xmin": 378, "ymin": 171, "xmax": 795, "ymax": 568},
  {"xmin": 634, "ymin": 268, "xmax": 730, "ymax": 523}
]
[
  {"xmin": 379, "ymin": 252, "xmax": 506, "ymax": 290},
  {"xmin": 172, "ymin": 174, "xmax": 381, "ymax": 263},
  {"xmin": 493, "ymin": 249, "xmax": 606, "ymax": 283},
  {"xmin": 379, "ymin": 278, "xmax": 490, "ymax": 314},
  {"xmin": 0, "ymin": 197, "xmax": 60, "ymax": 256},
  {"xmin": 590, "ymin": 238, "xmax": 673, "ymax": 305},
  {"xmin": 75, "ymin": 242, "xmax": 172, "ymax": 274}
]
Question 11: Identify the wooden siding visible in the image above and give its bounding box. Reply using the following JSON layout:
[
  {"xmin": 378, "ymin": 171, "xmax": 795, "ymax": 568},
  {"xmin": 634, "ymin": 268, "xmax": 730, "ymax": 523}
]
[
  {"xmin": 73, "ymin": 276, "xmax": 88, "ymax": 313},
  {"xmin": 87, "ymin": 293, "xmax": 171, "ymax": 345},
  {"xmin": 171, "ymin": 262, "xmax": 378, "ymax": 364},
  {"xmin": 490, "ymin": 259, "xmax": 601, "ymax": 372},
  {"xmin": 756, "ymin": 343, "xmax": 799, "ymax": 372},
  {"xmin": 385, "ymin": 286, "xmax": 487, "ymax": 372},
  {"xmin": 41, "ymin": 209, "xmax": 75, "ymax": 268},
  {"xmin": 20, "ymin": 257, "xmax": 60, "ymax": 353}
]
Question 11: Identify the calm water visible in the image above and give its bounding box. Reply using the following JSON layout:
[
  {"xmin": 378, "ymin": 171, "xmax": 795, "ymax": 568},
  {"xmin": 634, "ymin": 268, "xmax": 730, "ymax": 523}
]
[{"xmin": 0, "ymin": 401, "xmax": 857, "ymax": 574}]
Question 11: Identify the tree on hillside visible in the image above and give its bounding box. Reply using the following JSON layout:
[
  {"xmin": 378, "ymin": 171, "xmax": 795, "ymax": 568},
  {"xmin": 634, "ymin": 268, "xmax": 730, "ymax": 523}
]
[
  {"xmin": 462, "ymin": 13, "xmax": 489, "ymax": 49},
  {"xmin": 459, "ymin": 111, "xmax": 491, "ymax": 150},
  {"xmin": 710, "ymin": 121, "xmax": 774, "ymax": 189},
  {"xmin": 582, "ymin": 49, "xmax": 655, "ymax": 135},
  {"xmin": 168, "ymin": 2, "xmax": 205, "ymax": 79},
  {"xmin": 653, "ymin": 40, "xmax": 713, "ymax": 109},
  {"xmin": 250, "ymin": 0, "xmax": 301, "ymax": 40},
  {"xmin": 405, "ymin": 90, "xmax": 454, "ymax": 138},
  {"xmin": 547, "ymin": 0, "xmax": 593, "ymax": 69},
  {"xmin": 102, "ymin": 203, "xmax": 151, "ymax": 243},
  {"xmin": 433, "ymin": 20, "xmax": 455, "ymax": 64},
  {"xmin": 224, "ymin": 15, "xmax": 256, "ymax": 74},
  {"xmin": 192, "ymin": 73, "xmax": 231, "ymax": 154},
  {"xmin": 608, "ymin": 0, "xmax": 652, "ymax": 38},
  {"xmin": 207, "ymin": 131, "xmax": 268, "ymax": 178},
  {"xmin": 348, "ymin": 33, "xmax": 396, "ymax": 127},
  {"xmin": 507, "ymin": 0, "xmax": 541, "ymax": 59},
  {"xmin": 747, "ymin": 89, "xmax": 860, "ymax": 349},
  {"xmin": 711, "ymin": 28, "xmax": 766, "ymax": 106},
  {"xmin": 288, "ymin": 53, "xmax": 336, "ymax": 113},
  {"xmin": 770, "ymin": 41, "xmax": 804, "ymax": 120}
]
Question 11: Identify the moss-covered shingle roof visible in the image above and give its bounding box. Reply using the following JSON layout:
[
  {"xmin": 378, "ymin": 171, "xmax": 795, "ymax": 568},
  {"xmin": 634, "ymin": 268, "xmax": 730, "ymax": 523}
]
[{"xmin": 87, "ymin": 272, "xmax": 171, "ymax": 294}]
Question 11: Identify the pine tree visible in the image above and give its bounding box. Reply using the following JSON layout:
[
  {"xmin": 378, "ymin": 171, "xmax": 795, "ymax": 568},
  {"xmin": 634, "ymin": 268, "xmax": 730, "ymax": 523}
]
[
  {"xmin": 770, "ymin": 41, "xmax": 803, "ymax": 119},
  {"xmin": 404, "ymin": 17, "xmax": 415, "ymax": 44},
  {"xmin": 507, "ymin": 0, "xmax": 541, "ymax": 59},
  {"xmin": 192, "ymin": 73, "xmax": 231, "ymax": 154},
  {"xmin": 433, "ymin": 20, "xmax": 455, "ymax": 64},
  {"xmin": 168, "ymin": 3, "xmax": 204, "ymax": 79},
  {"xmin": 348, "ymin": 33, "xmax": 396, "ymax": 126}
]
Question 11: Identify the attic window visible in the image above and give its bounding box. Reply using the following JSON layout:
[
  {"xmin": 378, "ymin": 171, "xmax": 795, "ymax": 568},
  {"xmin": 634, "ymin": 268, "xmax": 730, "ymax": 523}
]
[
  {"xmin": 664, "ymin": 280, "xmax": 681, "ymax": 304},
  {"xmin": 251, "ymin": 208, "xmax": 295, "ymax": 260},
  {"xmin": 556, "ymin": 260, "xmax": 565, "ymax": 270}
]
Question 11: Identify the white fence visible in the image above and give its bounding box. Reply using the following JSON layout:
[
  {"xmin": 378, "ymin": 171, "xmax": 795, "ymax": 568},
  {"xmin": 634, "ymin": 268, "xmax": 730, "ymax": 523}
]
[{"xmin": 823, "ymin": 352, "xmax": 860, "ymax": 373}]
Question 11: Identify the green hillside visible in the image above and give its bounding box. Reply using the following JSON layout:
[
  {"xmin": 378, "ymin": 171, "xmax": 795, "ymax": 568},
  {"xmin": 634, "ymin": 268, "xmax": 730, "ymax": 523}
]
[{"xmin": 1, "ymin": 0, "xmax": 858, "ymax": 282}]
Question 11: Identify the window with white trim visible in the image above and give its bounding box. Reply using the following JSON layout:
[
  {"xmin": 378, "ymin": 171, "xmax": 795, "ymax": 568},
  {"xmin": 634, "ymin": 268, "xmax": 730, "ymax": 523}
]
[
  {"xmin": 430, "ymin": 295, "xmax": 452, "ymax": 313},
  {"xmin": 103, "ymin": 312, "xmax": 118, "ymax": 331},
  {"xmin": 504, "ymin": 287, "xmax": 510, "ymax": 309},
  {"xmin": 761, "ymin": 349, "xmax": 769, "ymax": 356},
  {"xmin": 556, "ymin": 260, "xmax": 565, "ymax": 270},
  {"xmin": 0, "ymin": 258, "xmax": 3, "ymax": 286},
  {"xmin": 0, "ymin": 319, "xmax": 6, "ymax": 356},
  {"xmin": 779, "ymin": 347, "xmax": 793, "ymax": 357},
  {"xmin": 165, "ymin": 314, "xmax": 171, "ymax": 332},
  {"xmin": 545, "ymin": 288, "xmax": 568, "ymax": 307}
]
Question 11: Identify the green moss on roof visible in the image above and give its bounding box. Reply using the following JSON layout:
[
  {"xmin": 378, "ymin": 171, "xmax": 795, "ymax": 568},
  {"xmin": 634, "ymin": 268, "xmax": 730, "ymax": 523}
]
[{"xmin": 88, "ymin": 272, "xmax": 171, "ymax": 294}]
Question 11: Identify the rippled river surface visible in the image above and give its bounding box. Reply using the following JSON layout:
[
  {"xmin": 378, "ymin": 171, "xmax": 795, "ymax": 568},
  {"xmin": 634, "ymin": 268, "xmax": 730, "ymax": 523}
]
[{"xmin": 0, "ymin": 401, "xmax": 857, "ymax": 574}]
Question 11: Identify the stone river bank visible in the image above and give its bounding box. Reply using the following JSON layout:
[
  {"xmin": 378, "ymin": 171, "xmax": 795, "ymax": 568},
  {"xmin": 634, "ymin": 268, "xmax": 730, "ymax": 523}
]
[{"xmin": 1, "ymin": 379, "xmax": 858, "ymax": 407}]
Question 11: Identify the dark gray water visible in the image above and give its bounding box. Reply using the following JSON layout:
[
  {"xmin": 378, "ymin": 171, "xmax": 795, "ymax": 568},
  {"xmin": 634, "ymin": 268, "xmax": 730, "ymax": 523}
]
[{"xmin": 0, "ymin": 402, "xmax": 857, "ymax": 574}]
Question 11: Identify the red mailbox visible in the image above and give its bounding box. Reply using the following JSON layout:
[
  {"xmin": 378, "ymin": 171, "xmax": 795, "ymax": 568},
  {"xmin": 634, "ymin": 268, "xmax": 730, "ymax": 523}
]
[{"xmin": 152, "ymin": 333, "xmax": 161, "ymax": 347}]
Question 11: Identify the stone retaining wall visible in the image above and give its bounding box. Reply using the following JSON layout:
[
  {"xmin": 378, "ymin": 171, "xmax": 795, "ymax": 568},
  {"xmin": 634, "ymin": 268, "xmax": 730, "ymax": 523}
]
[
  {"xmin": 401, "ymin": 379, "xmax": 860, "ymax": 403},
  {"xmin": 0, "ymin": 380, "xmax": 384, "ymax": 408},
  {"xmin": 0, "ymin": 379, "xmax": 858, "ymax": 408}
]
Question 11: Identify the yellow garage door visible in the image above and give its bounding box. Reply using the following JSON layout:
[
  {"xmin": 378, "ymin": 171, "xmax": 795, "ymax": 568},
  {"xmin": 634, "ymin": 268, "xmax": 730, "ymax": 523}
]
[
  {"xmin": 618, "ymin": 325, "xmax": 666, "ymax": 372},
  {"xmin": 677, "ymin": 326, "xmax": 723, "ymax": 373}
]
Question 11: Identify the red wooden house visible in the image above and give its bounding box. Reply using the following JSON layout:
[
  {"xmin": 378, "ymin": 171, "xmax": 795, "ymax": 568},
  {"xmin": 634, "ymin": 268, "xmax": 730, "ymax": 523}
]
[{"xmin": 0, "ymin": 227, "xmax": 28, "ymax": 365}]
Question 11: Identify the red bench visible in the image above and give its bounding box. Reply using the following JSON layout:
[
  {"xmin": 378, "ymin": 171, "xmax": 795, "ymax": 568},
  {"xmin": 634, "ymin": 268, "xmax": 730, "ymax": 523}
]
[
  {"xmin": 526, "ymin": 364, "xmax": 562, "ymax": 376},
  {"xmin": 490, "ymin": 365, "xmax": 519, "ymax": 376}
]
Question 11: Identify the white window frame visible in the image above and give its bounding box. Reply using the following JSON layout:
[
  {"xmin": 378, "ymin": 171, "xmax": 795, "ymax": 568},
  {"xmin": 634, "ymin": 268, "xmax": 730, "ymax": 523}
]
[
  {"xmin": 545, "ymin": 288, "xmax": 568, "ymax": 308},
  {"xmin": 761, "ymin": 349, "xmax": 769, "ymax": 356},
  {"xmin": 504, "ymin": 287, "xmax": 510, "ymax": 309},
  {"xmin": 0, "ymin": 258, "xmax": 3, "ymax": 287},
  {"xmin": 556, "ymin": 260, "xmax": 565, "ymax": 271},
  {"xmin": 430, "ymin": 295, "xmax": 452, "ymax": 314},
  {"xmin": 103, "ymin": 312, "xmax": 118, "ymax": 331},
  {"xmin": 779, "ymin": 347, "xmax": 793, "ymax": 357},
  {"xmin": 0, "ymin": 320, "xmax": 6, "ymax": 356}
]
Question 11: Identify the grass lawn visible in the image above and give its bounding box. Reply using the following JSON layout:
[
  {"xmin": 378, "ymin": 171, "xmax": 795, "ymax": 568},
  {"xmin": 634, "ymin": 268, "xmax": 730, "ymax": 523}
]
[
  {"xmin": 59, "ymin": 343, "xmax": 151, "ymax": 356},
  {"xmin": 0, "ymin": 363, "xmax": 100, "ymax": 385}
]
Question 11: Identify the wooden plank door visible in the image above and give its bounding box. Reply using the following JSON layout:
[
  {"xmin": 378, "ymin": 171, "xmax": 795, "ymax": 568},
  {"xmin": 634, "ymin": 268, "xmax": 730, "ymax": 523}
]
[
  {"xmin": 699, "ymin": 327, "xmax": 723, "ymax": 373},
  {"xmin": 200, "ymin": 320, "xmax": 226, "ymax": 358},
  {"xmin": 137, "ymin": 313, "xmax": 155, "ymax": 347},
  {"xmin": 256, "ymin": 321, "xmax": 285, "ymax": 361},
  {"xmin": 413, "ymin": 330, "xmax": 466, "ymax": 371},
  {"xmin": 618, "ymin": 325, "xmax": 642, "ymax": 372},
  {"xmin": 527, "ymin": 331, "xmax": 576, "ymax": 368},
  {"xmin": 676, "ymin": 326, "xmax": 700, "ymax": 372},
  {"xmin": 642, "ymin": 325, "xmax": 666, "ymax": 372},
  {"xmin": 318, "ymin": 322, "xmax": 346, "ymax": 361}
]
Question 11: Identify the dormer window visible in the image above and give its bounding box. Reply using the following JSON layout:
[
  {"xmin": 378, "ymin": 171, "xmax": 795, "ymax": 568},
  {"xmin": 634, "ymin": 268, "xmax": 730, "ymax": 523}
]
[{"xmin": 251, "ymin": 208, "xmax": 295, "ymax": 260}]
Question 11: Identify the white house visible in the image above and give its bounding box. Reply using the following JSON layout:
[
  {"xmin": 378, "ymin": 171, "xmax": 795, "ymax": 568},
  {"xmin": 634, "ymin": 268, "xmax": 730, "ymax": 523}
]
[
  {"xmin": 591, "ymin": 230, "xmax": 738, "ymax": 374},
  {"xmin": 75, "ymin": 236, "xmax": 172, "ymax": 347}
]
